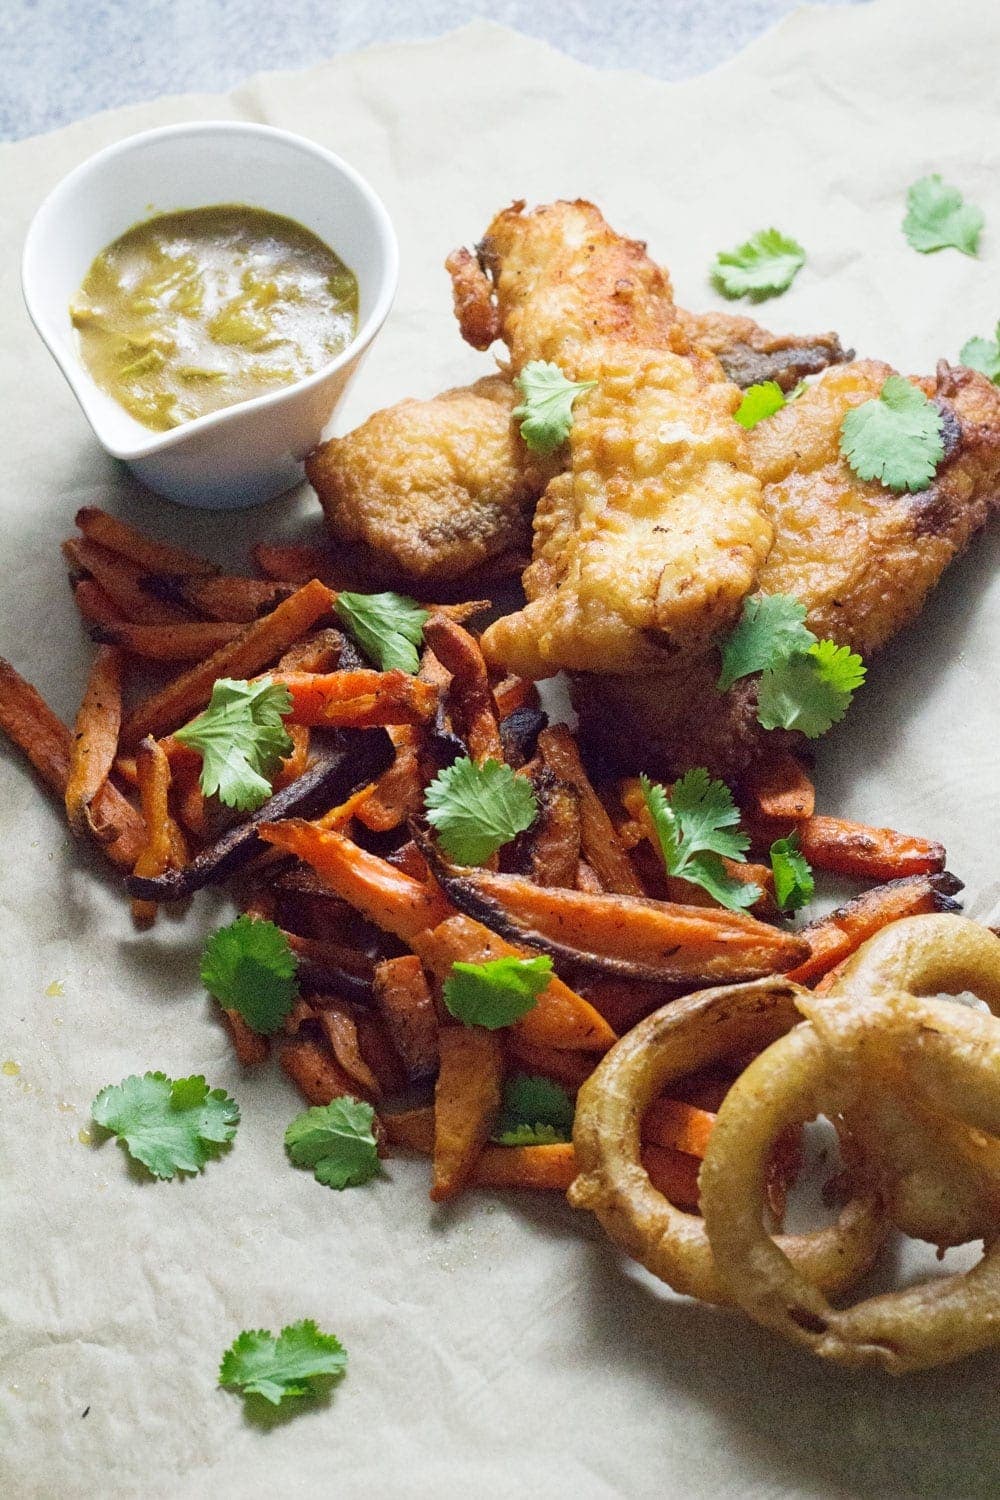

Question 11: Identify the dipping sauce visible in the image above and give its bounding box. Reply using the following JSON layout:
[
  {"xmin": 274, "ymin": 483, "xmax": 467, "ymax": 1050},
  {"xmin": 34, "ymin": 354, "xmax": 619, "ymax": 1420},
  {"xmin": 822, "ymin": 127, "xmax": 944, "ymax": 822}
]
[{"xmin": 69, "ymin": 205, "xmax": 359, "ymax": 431}]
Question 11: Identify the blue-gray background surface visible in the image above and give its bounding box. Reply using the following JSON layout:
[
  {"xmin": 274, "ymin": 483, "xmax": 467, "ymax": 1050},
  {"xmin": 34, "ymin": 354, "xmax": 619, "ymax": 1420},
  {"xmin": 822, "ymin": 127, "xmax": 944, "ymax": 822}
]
[{"xmin": 3, "ymin": 0, "xmax": 867, "ymax": 142}]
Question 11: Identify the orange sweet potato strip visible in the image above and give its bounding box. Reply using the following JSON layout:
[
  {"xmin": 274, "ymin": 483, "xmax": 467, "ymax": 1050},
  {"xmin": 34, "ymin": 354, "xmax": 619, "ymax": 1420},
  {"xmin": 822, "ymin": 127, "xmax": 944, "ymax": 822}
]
[
  {"xmin": 314, "ymin": 1001, "xmax": 382, "ymax": 1099},
  {"xmin": 121, "ymin": 579, "xmax": 334, "ymax": 746},
  {"xmin": 253, "ymin": 541, "xmax": 339, "ymax": 583},
  {"xmin": 527, "ymin": 773, "xmax": 582, "ymax": 888},
  {"xmin": 416, "ymin": 914, "xmax": 617, "ymax": 1053},
  {"xmin": 63, "ymin": 537, "xmax": 188, "ymax": 625},
  {"xmin": 65, "ymin": 645, "xmax": 124, "ymax": 839},
  {"xmin": 472, "ymin": 1142, "xmax": 577, "ymax": 1191},
  {"xmin": 503, "ymin": 1037, "xmax": 594, "ymax": 1091},
  {"xmin": 273, "ymin": 669, "xmax": 437, "ymax": 729},
  {"xmin": 492, "ymin": 674, "xmax": 540, "ymax": 719},
  {"xmin": 538, "ymin": 725, "xmax": 644, "ymax": 896},
  {"xmin": 89, "ymin": 619, "xmax": 246, "ymax": 662},
  {"xmin": 130, "ymin": 736, "xmax": 175, "ymax": 926},
  {"xmin": 788, "ymin": 872, "xmax": 963, "ymax": 986},
  {"xmin": 745, "ymin": 753, "xmax": 816, "ymax": 822},
  {"xmin": 750, "ymin": 812, "xmax": 945, "ymax": 882},
  {"xmin": 279, "ymin": 1036, "xmax": 383, "ymax": 1137},
  {"xmin": 422, "ymin": 612, "xmax": 503, "ymax": 763},
  {"xmin": 220, "ymin": 1007, "xmax": 270, "ymax": 1066},
  {"xmin": 270, "ymin": 724, "xmax": 310, "ymax": 793},
  {"xmin": 384, "ymin": 1105, "xmax": 435, "ymax": 1154},
  {"xmin": 355, "ymin": 726, "xmax": 425, "ymax": 832},
  {"xmin": 0, "ymin": 658, "xmax": 145, "ymax": 866},
  {"xmin": 276, "ymin": 627, "xmax": 352, "ymax": 673},
  {"xmin": 73, "ymin": 579, "xmax": 126, "ymax": 630},
  {"xmin": 258, "ymin": 820, "xmax": 452, "ymax": 943},
  {"xmin": 431, "ymin": 1025, "xmax": 504, "ymax": 1201},
  {"xmin": 642, "ymin": 1143, "xmax": 701, "ymax": 1210},
  {"xmin": 75, "ymin": 506, "xmax": 219, "ymax": 576},
  {"xmin": 372, "ymin": 955, "xmax": 439, "ymax": 1081},
  {"xmin": 142, "ymin": 572, "xmax": 297, "ymax": 622},
  {"xmin": 642, "ymin": 1098, "xmax": 716, "ymax": 1159}
]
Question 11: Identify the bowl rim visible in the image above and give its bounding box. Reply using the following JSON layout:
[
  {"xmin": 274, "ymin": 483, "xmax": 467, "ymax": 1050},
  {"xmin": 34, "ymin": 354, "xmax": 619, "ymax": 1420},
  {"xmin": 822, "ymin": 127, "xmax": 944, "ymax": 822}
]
[{"xmin": 20, "ymin": 119, "xmax": 399, "ymax": 462}]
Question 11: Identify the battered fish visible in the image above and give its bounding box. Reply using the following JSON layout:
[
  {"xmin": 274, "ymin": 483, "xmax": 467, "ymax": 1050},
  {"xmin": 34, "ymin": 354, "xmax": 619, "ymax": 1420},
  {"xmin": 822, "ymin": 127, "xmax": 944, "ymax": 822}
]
[{"xmin": 573, "ymin": 359, "xmax": 1000, "ymax": 781}]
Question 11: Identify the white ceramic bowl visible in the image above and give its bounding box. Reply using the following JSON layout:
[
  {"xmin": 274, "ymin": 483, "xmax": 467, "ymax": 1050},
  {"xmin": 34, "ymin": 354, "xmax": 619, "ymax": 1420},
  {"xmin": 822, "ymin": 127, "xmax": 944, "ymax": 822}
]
[{"xmin": 21, "ymin": 121, "xmax": 398, "ymax": 509}]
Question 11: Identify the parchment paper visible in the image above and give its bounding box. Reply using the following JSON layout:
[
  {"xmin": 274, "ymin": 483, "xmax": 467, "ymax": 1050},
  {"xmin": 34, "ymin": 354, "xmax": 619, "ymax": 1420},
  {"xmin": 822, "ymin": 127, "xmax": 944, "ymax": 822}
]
[{"xmin": 2, "ymin": 4, "xmax": 1000, "ymax": 1495}]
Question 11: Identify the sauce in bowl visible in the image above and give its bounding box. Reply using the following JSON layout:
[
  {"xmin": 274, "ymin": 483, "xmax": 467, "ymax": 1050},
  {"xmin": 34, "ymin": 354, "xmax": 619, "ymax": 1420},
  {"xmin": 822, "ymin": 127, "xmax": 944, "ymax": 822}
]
[{"xmin": 69, "ymin": 204, "xmax": 359, "ymax": 431}]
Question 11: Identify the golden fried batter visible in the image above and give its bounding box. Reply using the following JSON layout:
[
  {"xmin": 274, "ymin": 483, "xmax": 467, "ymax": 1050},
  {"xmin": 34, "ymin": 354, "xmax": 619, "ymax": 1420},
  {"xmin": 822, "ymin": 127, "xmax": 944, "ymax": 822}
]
[
  {"xmin": 573, "ymin": 360, "xmax": 1000, "ymax": 781},
  {"xmin": 464, "ymin": 201, "xmax": 771, "ymax": 675},
  {"xmin": 305, "ymin": 376, "xmax": 557, "ymax": 583}
]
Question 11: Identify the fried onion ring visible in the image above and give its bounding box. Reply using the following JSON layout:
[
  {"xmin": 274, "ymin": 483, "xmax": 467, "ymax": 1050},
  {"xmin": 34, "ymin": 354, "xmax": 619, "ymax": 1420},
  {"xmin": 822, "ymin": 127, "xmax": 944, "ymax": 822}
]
[{"xmin": 568, "ymin": 977, "xmax": 886, "ymax": 1304}]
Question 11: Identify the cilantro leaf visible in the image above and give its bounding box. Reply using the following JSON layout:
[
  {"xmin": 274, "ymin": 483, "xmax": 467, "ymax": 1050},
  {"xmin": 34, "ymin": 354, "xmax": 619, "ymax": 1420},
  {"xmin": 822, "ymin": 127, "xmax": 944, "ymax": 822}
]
[
  {"xmin": 493, "ymin": 1072, "xmax": 574, "ymax": 1144},
  {"xmin": 174, "ymin": 676, "xmax": 292, "ymax": 812},
  {"xmin": 285, "ymin": 1099, "xmax": 382, "ymax": 1190},
  {"xmin": 717, "ymin": 594, "xmax": 813, "ymax": 692},
  {"xmin": 734, "ymin": 380, "xmax": 787, "ymax": 430},
  {"xmin": 443, "ymin": 954, "xmax": 553, "ymax": 1030},
  {"xmin": 200, "ymin": 915, "xmax": 299, "ymax": 1034},
  {"xmin": 424, "ymin": 756, "xmax": 538, "ymax": 865},
  {"xmin": 219, "ymin": 1320, "xmax": 347, "ymax": 1408},
  {"xmin": 757, "ymin": 640, "xmax": 866, "ymax": 738},
  {"xmin": 640, "ymin": 770, "xmax": 760, "ymax": 913},
  {"xmin": 903, "ymin": 174, "xmax": 984, "ymax": 256},
  {"xmin": 712, "ymin": 228, "xmax": 805, "ymax": 300},
  {"xmin": 839, "ymin": 376, "xmax": 945, "ymax": 493},
  {"xmin": 335, "ymin": 591, "xmax": 429, "ymax": 675},
  {"xmin": 91, "ymin": 1071, "xmax": 239, "ymax": 1180},
  {"xmin": 960, "ymin": 324, "xmax": 1000, "ymax": 383},
  {"xmin": 769, "ymin": 833, "xmax": 815, "ymax": 913},
  {"xmin": 512, "ymin": 361, "xmax": 597, "ymax": 454}
]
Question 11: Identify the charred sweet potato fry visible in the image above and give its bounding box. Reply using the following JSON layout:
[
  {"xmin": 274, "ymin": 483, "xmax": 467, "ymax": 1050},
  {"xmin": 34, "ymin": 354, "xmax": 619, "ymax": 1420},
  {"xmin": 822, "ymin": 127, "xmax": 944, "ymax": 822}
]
[
  {"xmin": 538, "ymin": 725, "xmax": 644, "ymax": 896},
  {"xmin": 372, "ymin": 955, "xmax": 439, "ymax": 1081},
  {"xmin": 73, "ymin": 580, "xmax": 126, "ymax": 630},
  {"xmin": 745, "ymin": 753, "xmax": 815, "ymax": 822},
  {"xmin": 354, "ymin": 727, "xmax": 424, "ymax": 833},
  {"xmin": 788, "ymin": 871, "xmax": 963, "ymax": 985},
  {"xmin": 121, "ymin": 580, "xmax": 334, "ymax": 746},
  {"xmin": 314, "ymin": 1001, "xmax": 382, "ymax": 1098},
  {"xmin": 526, "ymin": 770, "xmax": 582, "ymax": 887},
  {"xmin": 279, "ymin": 1036, "xmax": 383, "ymax": 1144},
  {"xmin": 75, "ymin": 506, "xmax": 219, "ymax": 576},
  {"xmin": 143, "ymin": 572, "xmax": 297, "ymax": 622},
  {"xmin": 0, "ymin": 658, "xmax": 145, "ymax": 866},
  {"xmin": 90, "ymin": 619, "xmax": 246, "ymax": 662},
  {"xmin": 64, "ymin": 538, "xmax": 187, "ymax": 625},
  {"xmin": 276, "ymin": 627, "xmax": 354, "ymax": 674},
  {"xmin": 130, "ymin": 736, "xmax": 175, "ymax": 926},
  {"xmin": 749, "ymin": 812, "xmax": 946, "ymax": 882},
  {"xmin": 431, "ymin": 1025, "xmax": 504, "ymax": 1201},
  {"xmin": 65, "ymin": 645, "xmax": 124, "ymax": 840},
  {"xmin": 492, "ymin": 674, "xmax": 540, "ymax": 719},
  {"xmin": 422, "ymin": 612, "xmax": 503, "ymax": 763}
]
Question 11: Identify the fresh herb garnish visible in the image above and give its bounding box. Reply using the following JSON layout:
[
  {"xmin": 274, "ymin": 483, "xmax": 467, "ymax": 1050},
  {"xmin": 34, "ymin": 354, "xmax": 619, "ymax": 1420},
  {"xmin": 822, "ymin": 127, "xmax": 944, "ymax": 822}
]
[
  {"xmin": 512, "ymin": 361, "xmax": 597, "ymax": 453},
  {"xmin": 493, "ymin": 1072, "xmax": 574, "ymax": 1145},
  {"xmin": 712, "ymin": 228, "xmax": 805, "ymax": 300},
  {"xmin": 424, "ymin": 756, "xmax": 538, "ymax": 865},
  {"xmin": 734, "ymin": 380, "xmax": 787, "ymax": 429},
  {"xmin": 769, "ymin": 832, "xmax": 815, "ymax": 913},
  {"xmin": 960, "ymin": 323, "xmax": 1000, "ymax": 383},
  {"xmin": 839, "ymin": 375, "xmax": 945, "ymax": 493},
  {"xmin": 91, "ymin": 1072, "xmax": 239, "ymax": 1180},
  {"xmin": 640, "ymin": 769, "xmax": 760, "ymax": 912},
  {"xmin": 285, "ymin": 1099, "xmax": 382, "ymax": 1190},
  {"xmin": 902, "ymin": 174, "xmax": 984, "ymax": 256},
  {"xmin": 443, "ymin": 954, "xmax": 553, "ymax": 1030},
  {"xmin": 219, "ymin": 1320, "xmax": 347, "ymax": 1409},
  {"xmin": 718, "ymin": 594, "xmax": 814, "ymax": 692},
  {"xmin": 173, "ymin": 676, "xmax": 292, "ymax": 812},
  {"xmin": 200, "ymin": 915, "xmax": 299, "ymax": 1035},
  {"xmin": 335, "ymin": 591, "xmax": 430, "ymax": 675}
]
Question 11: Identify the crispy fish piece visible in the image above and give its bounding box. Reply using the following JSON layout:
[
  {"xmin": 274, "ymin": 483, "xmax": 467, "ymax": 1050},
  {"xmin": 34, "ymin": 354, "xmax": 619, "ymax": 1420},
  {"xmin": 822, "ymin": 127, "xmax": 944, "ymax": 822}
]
[
  {"xmin": 306, "ymin": 376, "xmax": 557, "ymax": 583},
  {"xmin": 680, "ymin": 309, "xmax": 850, "ymax": 393},
  {"xmin": 572, "ymin": 359, "xmax": 1000, "ymax": 781},
  {"xmin": 453, "ymin": 200, "xmax": 772, "ymax": 675}
]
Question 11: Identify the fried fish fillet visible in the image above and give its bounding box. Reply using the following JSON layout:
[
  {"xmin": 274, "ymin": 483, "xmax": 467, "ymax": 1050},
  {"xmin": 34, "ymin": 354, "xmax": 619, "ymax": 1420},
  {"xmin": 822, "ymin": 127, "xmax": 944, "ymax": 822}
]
[
  {"xmin": 446, "ymin": 200, "xmax": 770, "ymax": 675},
  {"xmin": 305, "ymin": 376, "xmax": 558, "ymax": 582},
  {"xmin": 679, "ymin": 309, "xmax": 850, "ymax": 393},
  {"xmin": 572, "ymin": 359, "xmax": 1000, "ymax": 781}
]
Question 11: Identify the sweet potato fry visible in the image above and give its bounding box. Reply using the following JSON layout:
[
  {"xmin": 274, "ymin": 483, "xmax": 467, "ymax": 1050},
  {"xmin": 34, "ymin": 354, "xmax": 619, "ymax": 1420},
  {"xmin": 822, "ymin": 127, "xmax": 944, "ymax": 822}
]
[
  {"xmin": 353, "ymin": 1009, "xmax": 408, "ymax": 1098},
  {"xmin": 372, "ymin": 955, "xmax": 439, "ymax": 1081},
  {"xmin": 641, "ymin": 1143, "xmax": 701, "ymax": 1210},
  {"xmin": 65, "ymin": 645, "xmax": 124, "ymax": 839},
  {"xmin": 0, "ymin": 658, "xmax": 145, "ymax": 866},
  {"xmin": 143, "ymin": 572, "xmax": 296, "ymax": 622},
  {"xmin": 276, "ymin": 627, "xmax": 354, "ymax": 673},
  {"xmin": 492, "ymin": 674, "xmax": 540, "ymax": 719},
  {"xmin": 313, "ymin": 782, "xmax": 378, "ymax": 830},
  {"xmin": 788, "ymin": 871, "xmax": 963, "ymax": 986},
  {"xmin": 63, "ymin": 538, "xmax": 187, "ymax": 625},
  {"xmin": 90, "ymin": 619, "xmax": 246, "ymax": 662},
  {"xmin": 642, "ymin": 1098, "xmax": 716, "ymax": 1159},
  {"xmin": 355, "ymin": 726, "xmax": 424, "ymax": 832},
  {"xmin": 75, "ymin": 507, "xmax": 219, "ymax": 576},
  {"xmin": 272, "ymin": 669, "xmax": 437, "ymax": 730},
  {"xmin": 472, "ymin": 1142, "xmax": 577, "ymax": 1191},
  {"xmin": 73, "ymin": 580, "xmax": 125, "ymax": 630},
  {"xmin": 538, "ymin": 725, "xmax": 644, "ymax": 896},
  {"xmin": 750, "ymin": 812, "xmax": 946, "ymax": 882},
  {"xmin": 281, "ymin": 933, "xmax": 376, "ymax": 1001},
  {"xmin": 130, "ymin": 736, "xmax": 175, "ymax": 926},
  {"xmin": 384, "ymin": 1105, "xmax": 435, "ymax": 1154},
  {"xmin": 503, "ymin": 1037, "xmax": 594, "ymax": 1091},
  {"xmin": 314, "ymin": 1001, "xmax": 381, "ymax": 1099},
  {"xmin": 422, "ymin": 612, "xmax": 503, "ymax": 763},
  {"xmin": 258, "ymin": 821, "xmax": 452, "ymax": 943},
  {"xmin": 270, "ymin": 724, "xmax": 310, "ymax": 792},
  {"xmin": 253, "ymin": 541, "xmax": 338, "ymax": 583},
  {"xmin": 121, "ymin": 580, "xmax": 334, "ymax": 746},
  {"xmin": 415, "ymin": 914, "xmax": 617, "ymax": 1052},
  {"xmin": 220, "ymin": 1007, "xmax": 270, "ymax": 1066},
  {"xmin": 431, "ymin": 1025, "xmax": 503, "ymax": 1201},
  {"xmin": 423, "ymin": 860, "xmax": 810, "ymax": 985},
  {"xmin": 745, "ymin": 753, "xmax": 815, "ymax": 822},
  {"xmin": 527, "ymin": 770, "xmax": 582, "ymax": 888},
  {"xmin": 279, "ymin": 1036, "xmax": 380, "ymax": 1124}
]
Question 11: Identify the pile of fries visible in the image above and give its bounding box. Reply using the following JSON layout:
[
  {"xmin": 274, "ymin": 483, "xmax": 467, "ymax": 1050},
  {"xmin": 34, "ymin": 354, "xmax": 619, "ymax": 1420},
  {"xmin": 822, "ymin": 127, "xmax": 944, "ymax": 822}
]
[{"xmin": 0, "ymin": 507, "xmax": 962, "ymax": 1210}]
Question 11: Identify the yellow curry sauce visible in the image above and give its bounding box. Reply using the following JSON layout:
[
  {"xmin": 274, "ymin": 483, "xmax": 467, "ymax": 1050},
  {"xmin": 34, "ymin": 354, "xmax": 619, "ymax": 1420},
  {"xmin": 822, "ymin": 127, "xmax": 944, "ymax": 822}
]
[{"xmin": 70, "ymin": 205, "xmax": 359, "ymax": 431}]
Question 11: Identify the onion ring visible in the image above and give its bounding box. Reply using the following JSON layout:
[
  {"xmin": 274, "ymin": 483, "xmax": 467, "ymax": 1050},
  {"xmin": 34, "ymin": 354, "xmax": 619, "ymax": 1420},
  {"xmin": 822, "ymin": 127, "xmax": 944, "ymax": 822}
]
[{"xmin": 569, "ymin": 977, "xmax": 886, "ymax": 1304}]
